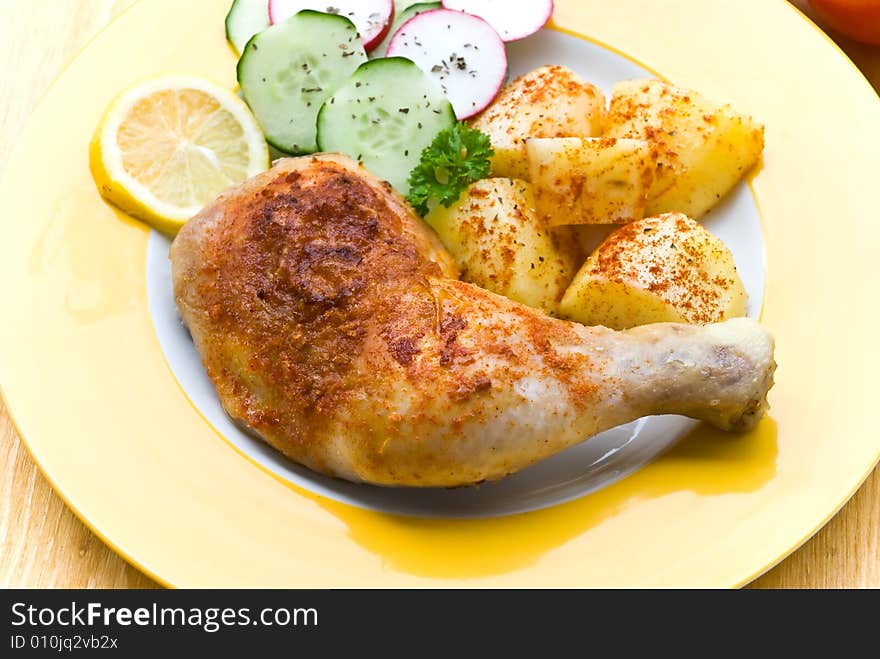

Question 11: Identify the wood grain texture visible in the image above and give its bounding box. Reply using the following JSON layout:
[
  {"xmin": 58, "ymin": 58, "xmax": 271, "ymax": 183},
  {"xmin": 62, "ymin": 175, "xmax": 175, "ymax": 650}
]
[
  {"xmin": 0, "ymin": 0, "xmax": 877, "ymax": 589},
  {"xmin": 0, "ymin": 0, "xmax": 154, "ymax": 589}
]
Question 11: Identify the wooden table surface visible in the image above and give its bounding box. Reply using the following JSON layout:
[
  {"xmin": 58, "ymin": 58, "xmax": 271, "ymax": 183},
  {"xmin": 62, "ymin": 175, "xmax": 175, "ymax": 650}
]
[{"xmin": 1, "ymin": 0, "xmax": 877, "ymax": 589}]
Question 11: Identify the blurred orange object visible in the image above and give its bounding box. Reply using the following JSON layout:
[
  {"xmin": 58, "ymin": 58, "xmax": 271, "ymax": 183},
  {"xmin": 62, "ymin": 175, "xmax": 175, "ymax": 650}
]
[{"xmin": 810, "ymin": 0, "xmax": 880, "ymax": 44}]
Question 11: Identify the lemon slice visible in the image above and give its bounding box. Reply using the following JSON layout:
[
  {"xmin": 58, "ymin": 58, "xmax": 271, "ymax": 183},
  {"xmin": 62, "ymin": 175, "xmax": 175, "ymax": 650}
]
[{"xmin": 90, "ymin": 75, "xmax": 269, "ymax": 235}]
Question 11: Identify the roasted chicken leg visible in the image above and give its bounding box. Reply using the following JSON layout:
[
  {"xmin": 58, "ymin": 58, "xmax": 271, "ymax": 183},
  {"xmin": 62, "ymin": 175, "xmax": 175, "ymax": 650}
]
[{"xmin": 171, "ymin": 154, "xmax": 775, "ymax": 487}]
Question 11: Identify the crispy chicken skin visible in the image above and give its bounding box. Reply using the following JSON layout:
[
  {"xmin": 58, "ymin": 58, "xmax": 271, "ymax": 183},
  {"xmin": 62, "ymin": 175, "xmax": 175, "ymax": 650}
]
[{"xmin": 171, "ymin": 154, "xmax": 775, "ymax": 487}]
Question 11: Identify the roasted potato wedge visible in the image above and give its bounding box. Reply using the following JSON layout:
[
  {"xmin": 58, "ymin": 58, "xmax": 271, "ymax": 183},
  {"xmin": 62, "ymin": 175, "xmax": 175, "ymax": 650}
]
[
  {"xmin": 605, "ymin": 79, "xmax": 764, "ymax": 219},
  {"xmin": 527, "ymin": 137, "xmax": 656, "ymax": 226},
  {"xmin": 470, "ymin": 65, "xmax": 605, "ymax": 180},
  {"xmin": 425, "ymin": 178, "xmax": 576, "ymax": 313},
  {"xmin": 559, "ymin": 213, "xmax": 748, "ymax": 329}
]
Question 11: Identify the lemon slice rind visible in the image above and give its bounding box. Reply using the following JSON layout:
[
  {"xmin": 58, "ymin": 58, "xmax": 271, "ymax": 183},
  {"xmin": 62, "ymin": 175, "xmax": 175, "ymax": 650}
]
[{"xmin": 90, "ymin": 75, "xmax": 269, "ymax": 235}]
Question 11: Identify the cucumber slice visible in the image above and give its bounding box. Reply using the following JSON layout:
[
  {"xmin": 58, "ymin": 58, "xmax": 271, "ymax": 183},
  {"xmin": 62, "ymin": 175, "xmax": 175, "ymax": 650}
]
[
  {"xmin": 225, "ymin": 0, "xmax": 270, "ymax": 56},
  {"xmin": 237, "ymin": 11, "xmax": 367, "ymax": 154},
  {"xmin": 269, "ymin": 0, "xmax": 395, "ymax": 52},
  {"xmin": 317, "ymin": 57, "xmax": 455, "ymax": 194},
  {"xmin": 372, "ymin": 2, "xmax": 441, "ymax": 58}
]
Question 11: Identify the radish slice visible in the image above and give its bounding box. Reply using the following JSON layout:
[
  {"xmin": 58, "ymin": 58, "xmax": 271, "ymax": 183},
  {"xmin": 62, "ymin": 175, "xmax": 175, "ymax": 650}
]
[
  {"xmin": 372, "ymin": 2, "xmax": 440, "ymax": 58},
  {"xmin": 441, "ymin": 0, "xmax": 553, "ymax": 42},
  {"xmin": 268, "ymin": 0, "xmax": 394, "ymax": 52},
  {"xmin": 386, "ymin": 9, "xmax": 507, "ymax": 119}
]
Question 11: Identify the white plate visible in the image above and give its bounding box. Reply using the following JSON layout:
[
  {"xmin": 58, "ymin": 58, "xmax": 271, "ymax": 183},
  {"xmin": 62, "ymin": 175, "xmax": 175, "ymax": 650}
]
[{"xmin": 147, "ymin": 29, "xmax": 765, "ymax": 518}]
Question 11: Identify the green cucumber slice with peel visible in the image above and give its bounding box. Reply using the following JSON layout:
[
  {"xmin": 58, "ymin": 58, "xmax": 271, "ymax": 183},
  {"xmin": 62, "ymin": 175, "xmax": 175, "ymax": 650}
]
[
  {"xmin": 237, "ymin": 10, "xmax": 367, "ymax": 154},
  {"xmin": 317, "ymin": 57, "xmax": 455, "ymax": 193},
  {"xmin": 225, "ymin": 0, "xmax": 271, "ymax": 56}
]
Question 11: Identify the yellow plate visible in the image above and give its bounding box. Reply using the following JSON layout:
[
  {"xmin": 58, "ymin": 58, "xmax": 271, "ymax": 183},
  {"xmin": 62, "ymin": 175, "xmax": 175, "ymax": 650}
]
[{"xmin": 1, "ymin": 0, "xmax": 878, "ymax": 587}]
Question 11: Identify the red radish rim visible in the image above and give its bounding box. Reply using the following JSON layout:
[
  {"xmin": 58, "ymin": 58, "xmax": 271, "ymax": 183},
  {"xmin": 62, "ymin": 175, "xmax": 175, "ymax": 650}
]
[
  {"xmin": 386, "ymin": 8, "xmax": 507, "ymax": 119},
  {"xmin": 362, "ymin": 2, "xmax": 395, "ymax": 52},
  {"xmin": 440, "ymin": 0, "xmax": 553, "ymax": 42},
  {"xmin": 267, "ymin": 0, "xmax": 283, "ymax": 25},
  {"xmin": 267, "ymin": 0, "xmax": 395, "ymax": 52}
]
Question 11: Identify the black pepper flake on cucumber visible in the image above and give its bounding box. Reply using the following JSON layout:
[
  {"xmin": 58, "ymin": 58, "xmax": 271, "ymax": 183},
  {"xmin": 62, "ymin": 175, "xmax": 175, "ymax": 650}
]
[
  {"xmin": 237, "ymin": 10, "xmax": 367, "ymax": 154},
  {"xmin": 316, "ymin": 57, "xmax": 455, "ymax": 194}
]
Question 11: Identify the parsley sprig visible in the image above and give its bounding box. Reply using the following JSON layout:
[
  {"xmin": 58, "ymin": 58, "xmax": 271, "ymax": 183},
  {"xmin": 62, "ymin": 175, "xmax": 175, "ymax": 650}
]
[{"xmin": 406, "ymin": 122, "xmax": 494, "ymax": 216}]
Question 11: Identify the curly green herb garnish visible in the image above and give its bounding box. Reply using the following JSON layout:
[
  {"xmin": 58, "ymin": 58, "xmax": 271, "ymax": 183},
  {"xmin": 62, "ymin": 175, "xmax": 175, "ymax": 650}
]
[{"xmin": 406, "ymin": 122, "xmax": 494, "ymax": 216}]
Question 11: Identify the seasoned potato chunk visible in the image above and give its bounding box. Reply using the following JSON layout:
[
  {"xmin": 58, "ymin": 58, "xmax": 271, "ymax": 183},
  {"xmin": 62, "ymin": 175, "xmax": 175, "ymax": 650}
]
[
  {"xmin": 527, "ymin": 137, "xmax": 656, "ymax": 225},
  {"xmin": 605, "ymin": 79, "xmax": 764, "ymax": 219},
  {"xmin": 469, "ymin": 65, "xmax": 605, "ymax": 180},
  {"xmin": 550, "ymin": 225, "xmax": 618, "ymax": 267},
  {"xmin": 559, "ymin": 213, "xmax": 748, "ymax": 329},
  {"xmin": 425, "ymin": 179, "xmax": 576, "ymax": 313}
]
